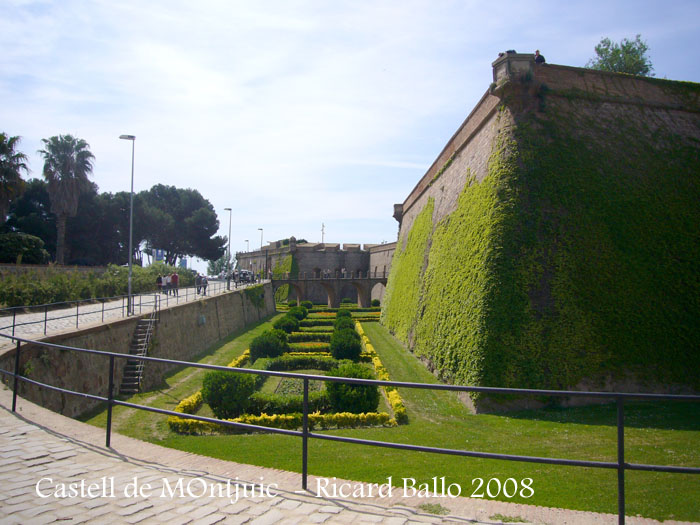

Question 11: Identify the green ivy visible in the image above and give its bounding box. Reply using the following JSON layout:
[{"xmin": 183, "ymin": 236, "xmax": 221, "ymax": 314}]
[
  {"xmin": 272, "ymin": 254, "xmax": 298, "ymax": 302},
  {"xmin": 244, "ymin": 284, "xmax": 266, "ymax": 310},
  {"xmin": 381, "ymin": 197, "xmax": 434, "ymax": 343},
  {"xmin": 383, "ymin": 85, "xmax": 700, "ymax": 400}
]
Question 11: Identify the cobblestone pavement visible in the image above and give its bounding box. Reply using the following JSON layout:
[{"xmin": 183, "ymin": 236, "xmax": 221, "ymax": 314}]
[
  {"xmin": 0, "ymin": 280, "xmax": 257, "ymax": 347},
  {"xmin": 0, "ymin": 390, "xmax": 490, "ymax": 525},
  {"xmin": 1, "ymin": 389, "xmax": 683, "ymax": 525}
]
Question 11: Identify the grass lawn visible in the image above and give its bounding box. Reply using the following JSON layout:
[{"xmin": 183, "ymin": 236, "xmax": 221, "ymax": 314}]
[{"xmin": 83, "ymin": 318, "xmax": 700, "ymax": 521}]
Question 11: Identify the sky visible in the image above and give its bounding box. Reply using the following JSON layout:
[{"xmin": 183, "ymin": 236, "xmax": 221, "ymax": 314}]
[{"xmin": 2, "ymin": 0, "xmax": 699, "ymax": 274}]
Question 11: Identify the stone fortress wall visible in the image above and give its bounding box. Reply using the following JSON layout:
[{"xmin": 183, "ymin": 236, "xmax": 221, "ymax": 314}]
[
  {"xmin": 395, "ymin": 55, "xmax": 700, "ymax": 239},
  {"xmin": 237, "ymin": 237, "xmax": 394, "ymax": 304},
  {"xmin": 383, "ymin": 53, "xmax": 700, "ymax": 409}
]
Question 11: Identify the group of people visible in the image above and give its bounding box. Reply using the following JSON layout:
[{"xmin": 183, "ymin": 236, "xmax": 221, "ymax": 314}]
[
  {"xmin": 156, "ymin": 272, "xmax": 179, "ymax": 296},
  {"xmin": 195, "ymin": 273, "xmax": 208, "ymax": 295},
  {"xmin": 155, "ymin": 271, "xmax": 208, "ymax": 297}
]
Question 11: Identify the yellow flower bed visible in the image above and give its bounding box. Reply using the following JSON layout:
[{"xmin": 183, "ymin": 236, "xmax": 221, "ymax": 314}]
[
  {"xmin": 169, "ymin": 410, "xmax": 396, "ymax": 434},
  {"xmin": 169, "ymin": 320, "xmax": 410, "ymax": 434},
  {"xmin": 356, "ymin": 321, "xmax": 408, "ymax": 424},
  {"xmin": 285, "ymin": 351, "xmax": 332, "ymax": 358}
]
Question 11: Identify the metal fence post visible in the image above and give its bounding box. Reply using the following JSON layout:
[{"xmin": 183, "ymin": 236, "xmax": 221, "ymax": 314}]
[
  {"xmin": 12, "ymin": 341, "xmax": 21, "ymax": 412},
  {"xmin": 302, "ymin": 377, "xmax": 309, "ymax": 490},
  {"xmin": 617, "ymin": 398, "xmax": 625, "ymax": 525},
  {"xmin": 106, "ymin": 355, "xmax": 115, "ymax": 447}
]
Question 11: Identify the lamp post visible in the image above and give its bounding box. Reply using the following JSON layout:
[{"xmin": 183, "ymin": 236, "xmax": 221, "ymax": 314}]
[
  {"xmin": 224, "ymin": 207, "xmax": 232, "ymax": 290},
  {"xmin": 245, "ymin": 239, "xmax": 249, "ymax": 252},
  {"xmin": 119, "ymin": 134, "xmax": 136, "ymax": 315},
  {"xmin": 257, "ymin": 228, "xmax": 263, "ymax": 282}
]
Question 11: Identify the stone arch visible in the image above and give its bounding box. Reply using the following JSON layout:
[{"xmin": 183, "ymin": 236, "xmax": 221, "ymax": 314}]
[
  {"xmin": 317, "ymin": 281, "xmax": 337, "ymax": 308},
  {"xmin": 312, "ymin": 267, "xmax": 322, "ymax": 279},
  {"xmin": 370, "ymin": 281, "xmax": 386, "ymax": 305}
]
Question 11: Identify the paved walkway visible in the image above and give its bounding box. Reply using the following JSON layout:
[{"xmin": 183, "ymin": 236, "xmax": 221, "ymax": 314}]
[
  {"xmin": 0, "ymin": 280, "xmax": 257, "ymax": 348},
  {"xmin": 1, "ymin": 389, "xmax": 687, "ymax": 525}
]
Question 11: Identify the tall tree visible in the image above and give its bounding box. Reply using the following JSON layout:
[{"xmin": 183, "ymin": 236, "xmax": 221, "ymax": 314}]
[
  {"xmin": 140, "ymin": 184, "xmax": 226, "ymax": 265},
  {"xmin": 4, "ymin": 179, "xmax": 56, "ymax": 256},
  {"xmin": 0, "ymin": 133, "xmax": 29, "ymax": 224},
  {"xmin": 38, "ymin": 134, "xmax": 95, "ymax": 264},
  {"xmin": 586, "ymin": 34, "xmax": 654, "ymax": 76}
]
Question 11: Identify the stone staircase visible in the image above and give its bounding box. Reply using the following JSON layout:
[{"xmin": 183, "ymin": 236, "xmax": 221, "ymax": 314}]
[{"xmin": 119, "ymin": 312, "xmax": 158, "ymax": 395}]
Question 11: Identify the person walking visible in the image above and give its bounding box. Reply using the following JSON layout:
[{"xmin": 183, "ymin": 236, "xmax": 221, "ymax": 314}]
[
  {"xmin": 201, "ymin": 275, "xmax": 208, "ymax": 296},
  {"xmin": 156, "ymin": 275, "xmax": 163, "ymax": 293},
  {"xmin": 195, "ymin": 273, "xmax": 202, "ymax": 295},
  {"xmin": 164, "ymin": 274, "xmax": 171, "ymax": 295},
  {"xmin": 171, "ymin": 272, "xmax": 179, "ymax": 297}
]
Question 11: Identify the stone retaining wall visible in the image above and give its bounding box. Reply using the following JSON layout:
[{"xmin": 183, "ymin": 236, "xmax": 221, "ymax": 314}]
[{"xmin": 0, "ymin": 284, "xmax": 276, "ymax": 418}]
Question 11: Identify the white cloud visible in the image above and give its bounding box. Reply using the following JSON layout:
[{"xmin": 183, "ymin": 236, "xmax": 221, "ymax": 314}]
[{"xmin": 2, "ymin": 0, "xmax": 699, "ymax": 271}]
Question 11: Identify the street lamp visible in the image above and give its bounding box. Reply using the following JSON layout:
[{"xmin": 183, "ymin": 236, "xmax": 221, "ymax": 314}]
[
  {"xmin": 257, "ymin": 228, "xmax": 263, "ymax": 282},
  {"xmin": 224, "ymin": 207, "xmax": 232, "ymax": 290},
  {"xmin": 245, "ymin": 239, "xmax": 249, "ymax": 252},
  {"xmin": 119, "ymin": 134, "xmax": 136, "ymax": 315}
]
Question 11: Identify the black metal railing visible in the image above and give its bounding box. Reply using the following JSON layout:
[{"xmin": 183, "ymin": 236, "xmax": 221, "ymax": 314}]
[
  {"xmin": 0, "ymin": 280, "xmax": 251, "ymax": 337},
  {"xmin": 1, "ymin": 333, "xmax": 698, "ymax": 525}
]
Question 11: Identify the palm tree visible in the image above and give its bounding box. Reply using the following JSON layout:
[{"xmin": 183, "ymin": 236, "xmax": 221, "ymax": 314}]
[
  {"xmin": 38, "ymin": 134, "xmax": 95, "ymax": 264},
  {"xmin": 0, "ymin": 132, "xmax": 29, "ymax": 224}
]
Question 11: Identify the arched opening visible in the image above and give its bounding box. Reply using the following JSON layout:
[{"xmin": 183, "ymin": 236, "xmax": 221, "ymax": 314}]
[
  {"xmin": 318, "ymin": 281, "xmax": 336, "ymax": 308},
  {"xmin": 370, "ymin": 282, "xmax": 386, "ymax": 306}
]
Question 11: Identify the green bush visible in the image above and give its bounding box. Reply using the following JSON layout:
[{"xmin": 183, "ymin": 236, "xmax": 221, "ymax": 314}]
[
  {"xmin": 288, "ymin": 332, "xmax": 331, "ymax": 343},
  {"xmin": 288, "ymin": 306, "xmax": 308, "ymax": 320},
  {"xmin": 300, "ymin": 300, "xmax": 313, "ymax": 310},
  {"xmin": 255, "ymin": 354, "xmax": 342, "ymax": 371},
  {"xmin": 0, "ymin": 233, "xmax": 50, "ymax": 264},
  {"xmin": 273, "ymin": 315, "xmax": 300, "ymax": 334},
  {"xmin": 325, "ymin": 363, "xmax": 379, "ymax": 414},
  {"xmin": 299, "ymin": 319, "xmax": 334, "ymax": 327},
  {"xmin": 287, "ymin": 299, "xmax": 297, "ymax": 307},
  {"xmin": 247, "ymin": 391, "xmax": 330, "ymax": 415},
  {"xmin": 340, "ymin": 298, "xmax": 353, "ymax": 304},
  {"xmin": 334, "ymin": 316, "xmax": 355, "ymax": 331},
  {"xmin": 371, "ymin": 299, "xmax": 380, "ymax": 307},
  {"xmin": 249, "ymin": 330, "xmax": 289, "ymax": 361},
  {"xmin": 330, "ymin": 329, "xmax": 362, "ymax": 360},
  {"xmin": 201, "ymin": 370, "xmax": 257, "ymax": 419},
  {"xmin": 335, "ymin": 309, "xmax": 352, "ymax": 319}
]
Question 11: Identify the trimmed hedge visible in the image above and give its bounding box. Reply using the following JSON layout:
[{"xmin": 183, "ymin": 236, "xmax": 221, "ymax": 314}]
[
  {"xmin": 330, "ymin": 329, "xmax": 362, "ymax": 360},
  {"xmin": 299, "ymin": 319, "xmax": 334, "ymax": 327},
  {"xmin": 273, "ymin": 315, "xmax": 300, "ymax": 334},
  {"xmin": 249, "ymin": 329, "xmax": 289, "ymax": 361},
  {"xmin": 287, "ymin": 306, "xmax": 308, "ymax": 320},
  {"xmin": 247, "ymin": 390, "xmax": 330, "ymax": 415},
  {"xmin": 326, "ymin": 363, "xmax": 379, "ymax": 414},
  {"xmin": 201, "ymin": 371, "xmax": 257, "ymax": 419},
  {"xmin": 288, "ymin": 331, "xmax": 331, "ymax": 343}
]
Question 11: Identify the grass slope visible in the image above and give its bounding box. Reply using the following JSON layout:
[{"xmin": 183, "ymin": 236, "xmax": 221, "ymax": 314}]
[{"xmin": 84, "ymin": 320, "xmax": 699, "ymax": 521}]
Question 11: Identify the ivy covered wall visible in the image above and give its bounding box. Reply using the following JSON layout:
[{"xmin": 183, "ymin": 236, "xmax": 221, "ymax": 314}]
[
  {"xmin": 272, "ymin": 254, "xmax": 298, "ymax": 302},
  {"xmin": 382, "ymin": 74, "xmax": 700, "ymax": 405}
]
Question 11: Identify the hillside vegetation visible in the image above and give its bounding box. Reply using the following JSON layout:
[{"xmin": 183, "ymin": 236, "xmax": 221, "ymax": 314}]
[{"xmin": 382, "ymin": 79, "xmax": 700, "ymax": 402}]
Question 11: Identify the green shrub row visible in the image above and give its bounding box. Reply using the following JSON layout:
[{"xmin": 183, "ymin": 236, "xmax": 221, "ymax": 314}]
[
  {"xmin": 254, "ymin": 354, "xmax": 342, "ymax": 372},
  {"xmin": 247, "ymin": 391, "xmax": 330, "ymax": 415},
  {"xmin": 288, "ymin": 342, "xmax": 331, "ymax": 352},
  {"xmin": 288, "ymin": 331, "xmax": 331, "ymax": 343},
  {"xmin": 0, "ymin": 262, "xmax": 195, "ymax": 308},
  {"xmin": 299, "ymin": 319, "xmax": 334, "ymax": 327}
]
